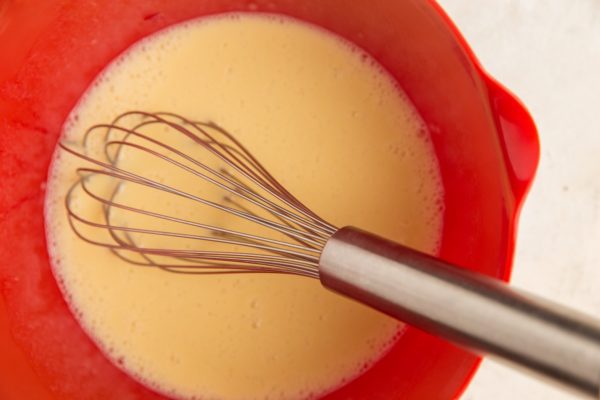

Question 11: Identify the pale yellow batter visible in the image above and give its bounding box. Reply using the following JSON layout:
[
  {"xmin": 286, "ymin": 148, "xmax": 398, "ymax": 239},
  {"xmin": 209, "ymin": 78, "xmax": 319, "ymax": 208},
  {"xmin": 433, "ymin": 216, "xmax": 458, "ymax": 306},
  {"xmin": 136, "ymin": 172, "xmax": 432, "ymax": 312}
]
[{"xmin": 45, "ymin": 14, "xmax": 444, "ymax": 400}]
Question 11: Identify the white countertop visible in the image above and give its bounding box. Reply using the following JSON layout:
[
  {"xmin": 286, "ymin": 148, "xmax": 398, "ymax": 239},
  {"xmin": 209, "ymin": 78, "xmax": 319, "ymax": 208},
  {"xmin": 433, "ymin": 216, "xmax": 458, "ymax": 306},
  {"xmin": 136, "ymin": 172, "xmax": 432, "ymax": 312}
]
[{"xmin": 435, "ymin": 0, "xmax": 600, "ymax": 398}]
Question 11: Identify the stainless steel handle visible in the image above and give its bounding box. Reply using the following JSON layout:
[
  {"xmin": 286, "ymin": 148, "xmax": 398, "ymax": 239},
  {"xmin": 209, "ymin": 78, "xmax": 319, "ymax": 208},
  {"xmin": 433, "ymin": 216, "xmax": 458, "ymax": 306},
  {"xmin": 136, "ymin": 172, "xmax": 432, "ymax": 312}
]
[{"xmin": 319, "ymin": 227, "xmax": 600, "ymax": 399}]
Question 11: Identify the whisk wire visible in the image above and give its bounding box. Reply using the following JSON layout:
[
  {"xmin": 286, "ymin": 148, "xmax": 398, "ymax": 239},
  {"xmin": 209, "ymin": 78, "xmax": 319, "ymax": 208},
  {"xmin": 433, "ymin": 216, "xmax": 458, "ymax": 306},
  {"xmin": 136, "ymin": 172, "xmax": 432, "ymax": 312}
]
[
  {"xmin": 62, "ymin": 111, "xmax": 335, "ymax": 277},
  {"xmin": 102, "ymin": 111, "xmax": 331, "ymax": 230}
]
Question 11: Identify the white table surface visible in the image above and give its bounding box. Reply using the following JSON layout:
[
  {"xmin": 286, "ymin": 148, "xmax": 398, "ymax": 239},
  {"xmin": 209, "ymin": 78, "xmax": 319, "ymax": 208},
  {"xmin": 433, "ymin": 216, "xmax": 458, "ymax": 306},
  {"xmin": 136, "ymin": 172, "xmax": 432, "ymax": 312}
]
[{"xmin": 434, "ymin": 0, "xmax": 600, "ymax": 398}]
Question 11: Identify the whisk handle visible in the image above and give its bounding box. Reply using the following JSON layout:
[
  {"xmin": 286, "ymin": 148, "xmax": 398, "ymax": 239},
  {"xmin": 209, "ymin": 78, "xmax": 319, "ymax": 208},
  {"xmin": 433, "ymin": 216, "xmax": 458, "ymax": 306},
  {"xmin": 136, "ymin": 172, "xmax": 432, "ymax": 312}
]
[{"xmin": 319, "ymin": 227, "xmax": 600, "ymax": 399}]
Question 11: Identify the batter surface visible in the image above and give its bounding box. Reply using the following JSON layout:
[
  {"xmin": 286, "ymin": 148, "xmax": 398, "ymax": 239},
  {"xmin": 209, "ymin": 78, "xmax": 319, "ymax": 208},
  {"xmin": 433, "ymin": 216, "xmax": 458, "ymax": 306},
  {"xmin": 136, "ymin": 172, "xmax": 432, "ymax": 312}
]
[{"xmin": 45, "ymin": 13, "xmax": 444, "ymax": 400}]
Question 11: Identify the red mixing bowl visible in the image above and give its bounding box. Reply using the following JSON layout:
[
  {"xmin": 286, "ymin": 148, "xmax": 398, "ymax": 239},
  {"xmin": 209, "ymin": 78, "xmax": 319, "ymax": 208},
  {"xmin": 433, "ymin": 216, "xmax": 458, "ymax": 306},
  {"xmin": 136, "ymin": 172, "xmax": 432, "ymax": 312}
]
[{"xmin": 0, "ymin": 0, "xmax": 539, "ymax": 399}]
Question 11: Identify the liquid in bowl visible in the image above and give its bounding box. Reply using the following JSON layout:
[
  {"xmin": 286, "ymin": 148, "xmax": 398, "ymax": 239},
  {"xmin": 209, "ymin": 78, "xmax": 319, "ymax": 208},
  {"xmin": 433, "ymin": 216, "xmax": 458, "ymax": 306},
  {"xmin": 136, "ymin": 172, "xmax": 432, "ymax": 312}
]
[{"xmin": 45, "ymin": 13, "xmax": 444, "ymax": 400}]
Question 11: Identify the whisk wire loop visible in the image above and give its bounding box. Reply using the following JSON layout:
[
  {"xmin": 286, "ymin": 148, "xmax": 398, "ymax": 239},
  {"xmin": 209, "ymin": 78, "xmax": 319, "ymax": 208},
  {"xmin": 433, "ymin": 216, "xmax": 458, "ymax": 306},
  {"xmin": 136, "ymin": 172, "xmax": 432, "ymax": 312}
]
[{"xmin": 62, "ymin": 111, "xmax": 335, "ymax": 278}]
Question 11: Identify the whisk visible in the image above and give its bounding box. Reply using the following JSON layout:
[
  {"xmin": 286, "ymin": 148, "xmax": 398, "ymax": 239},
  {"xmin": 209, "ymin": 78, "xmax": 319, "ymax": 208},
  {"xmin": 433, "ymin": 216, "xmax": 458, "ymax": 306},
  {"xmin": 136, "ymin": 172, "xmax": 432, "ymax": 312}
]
[{"xmin": 61, "ymin": 111, "xmax": 600, "ymax": 399}]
